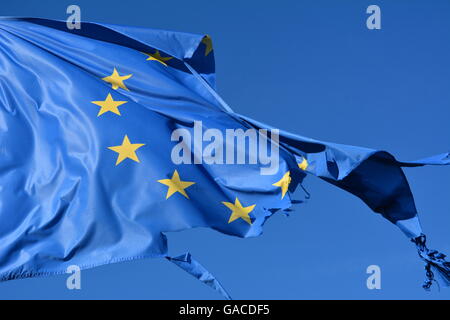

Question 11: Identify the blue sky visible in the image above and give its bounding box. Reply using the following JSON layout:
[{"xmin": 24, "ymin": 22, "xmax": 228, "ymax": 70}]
[{"xmin": 0, "ymin": 0, "xmax": 449, "ymax": 299}]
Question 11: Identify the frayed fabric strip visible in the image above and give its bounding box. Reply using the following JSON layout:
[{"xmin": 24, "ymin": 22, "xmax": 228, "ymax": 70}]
[
  {"xmin": 166, "ymin": 253, "xmax": 232, "ymax": 300},
  {"xmin": 413, "ymin": 234, "xmax": 450, "ymax": 290}
]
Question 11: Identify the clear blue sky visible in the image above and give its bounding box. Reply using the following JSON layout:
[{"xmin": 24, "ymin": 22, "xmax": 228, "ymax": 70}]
[{"xmin": 1, "ymin": 0, "xmax": 449, "ymax": 299}]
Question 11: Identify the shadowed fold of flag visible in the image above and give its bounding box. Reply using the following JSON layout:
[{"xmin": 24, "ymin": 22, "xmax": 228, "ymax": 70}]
[{"xmin": 0, "ymin": 17, "xmax": 448, "ymax": 298}]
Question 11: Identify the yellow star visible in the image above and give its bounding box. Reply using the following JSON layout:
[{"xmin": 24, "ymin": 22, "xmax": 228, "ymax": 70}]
[
  {"xmin": 298, "ymin": 157, "xmax": 309, "ymax": 171},
  {"xmin": 108, "ymin": 135, "xmax": 145, "ymax": 165},
  {"xmin": 91, "ymin": 93, "xmax": 127, "ymax": 116},
  {"xmin": 102, "ymin": 68, "xmax": 132, "ymax": 91},
  {"xmin": 157, "ymin": 170, "xmax": 195, "ymax": 199},
  {"xmin": 222, "ymin": 198, "xmax": 255, "ymax": 225},
  {"xmin": 272, "ymin": 171, "xmax": 291, "ymax": 199},
  {"xmin": 201, "ymin": 35, "xmax": 213, "ymax": 56},
  {"xmin": 143, "ymin": 50, "xmax": 173, "ymax": 66}
]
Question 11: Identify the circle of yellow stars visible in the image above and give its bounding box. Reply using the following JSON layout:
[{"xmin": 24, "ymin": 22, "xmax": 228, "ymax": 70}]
[{"xmin": 92, "ymin": 43, "xmax": 309, "ymax": 227}]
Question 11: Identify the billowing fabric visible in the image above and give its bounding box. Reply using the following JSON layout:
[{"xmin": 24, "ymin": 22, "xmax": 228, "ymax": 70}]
[{"xmin": 0, "ymin": 17, "xmax": 448, "ymax": 297}]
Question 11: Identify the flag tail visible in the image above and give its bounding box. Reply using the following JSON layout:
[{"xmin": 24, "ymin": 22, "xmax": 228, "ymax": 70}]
[
  {"xmin": 413, "ymin": 234, "xmax": 450, "ymax": 290},
  {"xmin": 166, "ymin": 253, "xmax": 232, "ymax": 300}
]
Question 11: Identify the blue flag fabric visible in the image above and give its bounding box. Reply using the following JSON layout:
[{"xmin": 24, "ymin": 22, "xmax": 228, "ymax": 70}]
[
  {"xmin": 0, "ymin": 17, "xmax": 448, "ymax": 296},
  {"xmin": 166, "ymin": 253, "xmax": 232, "ymax": 300}
]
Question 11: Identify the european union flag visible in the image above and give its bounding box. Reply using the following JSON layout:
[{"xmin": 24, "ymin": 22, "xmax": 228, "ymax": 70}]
[{"xmin": 0, "ymin": 18, "xmax": 449, "ymax": 297}]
